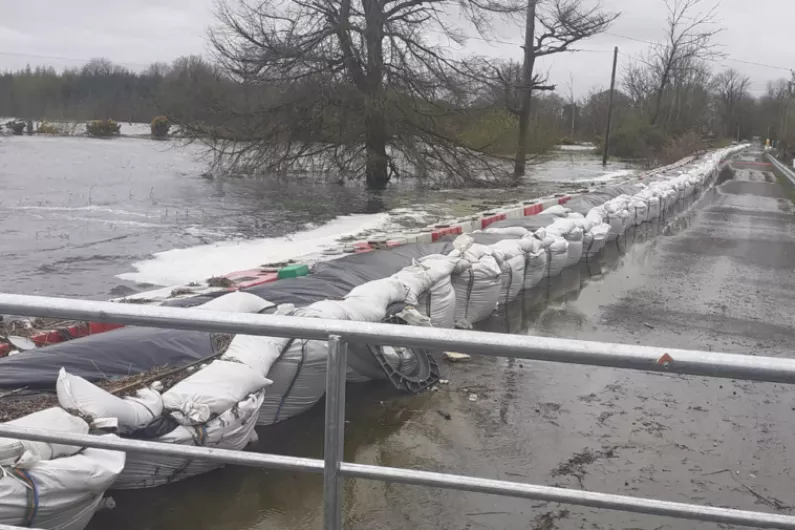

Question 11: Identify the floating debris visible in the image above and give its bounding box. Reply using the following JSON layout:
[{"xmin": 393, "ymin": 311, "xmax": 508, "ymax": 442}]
[{"xmin": 444, "ymin": 351, "xmax": 471, "ymax": 362}]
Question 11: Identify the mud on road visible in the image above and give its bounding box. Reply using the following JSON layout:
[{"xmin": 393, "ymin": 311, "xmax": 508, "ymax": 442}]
[{"xmin": 89, "ymin": 150, "xmax": 795, "ymax": 530}]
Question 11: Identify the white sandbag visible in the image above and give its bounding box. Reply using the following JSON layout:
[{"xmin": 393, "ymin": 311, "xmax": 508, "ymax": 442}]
[
  {"xmin": 579, "ymin": 229, "xmax": 593, "ymax": 258},
  {"xmin": 548, "ymin": 222, "xmax": 583, "ymax": 269},
  {"xmin": 258, "ymin": 338, "xmax": 327, "ymax": 425},
  {"xmin": 0, "ymin": 408, "xmax": 89, "ymax": 468},
  {"xmin": 163, "ymin": 360, "xmax": 271, "ymax": 425},
  {"xmin": 564, "ymin": 239, "xmax": 583, "ymax": 268},
  {"xmin": 602, "ymin": 209, "xmax": 627, "ymax": 241},
  {"xmin": 639, "ymin": 193, "xmax": 661, "ymax": 219},
  {"xmin": 523, "ymin": 249, "xmax": 548, "ymax": 290},
  {"xmin": 543, "ymin": 205, "xmax": 569, "ymax": 216},
  {"xmin": 197, "ymin": 291, "xmax": 274, "ymax": 313},
  {"xmin": 630, "ymin": 198, "xmax": 649, "ymax": 224},
  {"xmin": 490, "ymin": 239, "xmax": 525, "ymax": 259},
  {"xmin": 585, "ymin": 207, "xmax": 604, "ymax": 227},
  {"xmin": 392, "ymin": 262, "xmax": 432, "ymax": 306},
  {"xmin": 498, "ymin": 254, "xmax": 525, "ymax": 304},
  {"xmin": 222, "ymin": 334, "xmax": 288, "ymax": 377},
  {"xmin": 462, "ymin": 243, "xmax": 496, "ymax": 262},
  {"xmin": 533, "ymin": 227, "xmax": 556, "ymax": 249},
  {"xmin": 452, "ymin": 234, "xmax": 474, "ymax": 253},
  {"xmin": 346, "ymin": 277, "xmax": 408, "ymax": 308},
  {"xmin": 547, "ymin": 218, "xmax": 578, "ymax": 236},
  {"xmin": 484, "ymin": 226, "xmax": 529, "ymax": 237},
  {"xmin": 300, "ymin": 299, "xmax": 351, "ymax": 320},
  {"xmin": 56, "ymin": 369, "xmax": 163, "ymax": 434},
  {"xmin": 342, "ymin": 277, "xmax": 408, "ymax": 321},
  {"xmin": 518, "ymin": 234, "xmax": 542, "ymax": 254},
  {"xmin": 583, "ymin": 224, "xmax": 610, "ymax": 258},
  {"xmin": 114, "ymin": 392, "xmax": 263, "ymax": 489},
  {"xmin": 418, "ymin": 254, "xmax": 458, "ymax": 279},
  {"xmin": 415, "ymin": 260, "xmax": 457, "ymax": 329},
  {"xmin": 0, "ymin": 439, "xmax": 125, "ymax": 530},
  {"xmin": 490, "ymin": 239, "xmax": 527, "ymax": 303},
  {"xmin": 451, "ymin": 255, "xmax": 501, "ymax": 324},
  {"xmin": 546, "ymin": 235, "xmax": 569, "ymax": 277},
  {"xmin": 416, "ymin": 274, "xmax": 456, "ymax": 328},
  {"xmin": 567, "ymin": 212, "xmax": 592, "ymax": 233}
]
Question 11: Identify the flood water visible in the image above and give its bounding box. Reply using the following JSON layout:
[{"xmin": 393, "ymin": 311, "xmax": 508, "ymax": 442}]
[{"xmin": 0, "ymin": 135, "xmax": 628, "ymax": 299}]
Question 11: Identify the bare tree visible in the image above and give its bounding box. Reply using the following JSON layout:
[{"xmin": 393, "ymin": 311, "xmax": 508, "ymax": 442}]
[
  {"xmin": 714, "ymin": 68, "xmax": 750, "ymax": 137},
  {"xmin": 202, "ymin": 0, "xmax": 528, "ymax": 190},
  {"xmin": 645, "ymin": 0, "xmax": 721, "ymax": 126},
  {"xmin": 513, "ymin": 0, "xmax": 618, "ymax": 178}
]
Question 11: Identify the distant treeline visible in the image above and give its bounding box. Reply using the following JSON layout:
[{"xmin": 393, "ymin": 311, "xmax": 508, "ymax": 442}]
[{"xmin": 0, "ymin": 56, "xmax": 226, "ymax": 124}]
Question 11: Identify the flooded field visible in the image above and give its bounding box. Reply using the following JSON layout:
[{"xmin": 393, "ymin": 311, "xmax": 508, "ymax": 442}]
[{"xmin": 0, "ymin": 135, "xmax": 630, "ymax": 298}]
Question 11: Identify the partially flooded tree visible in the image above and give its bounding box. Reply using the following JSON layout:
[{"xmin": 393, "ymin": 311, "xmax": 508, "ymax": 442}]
[
  {"xmin": 513, "ymin": 0, "xmax": 618, "ymax": 178},
  {"xmin": 203, "ymin": 0, "xmax": 526, "ymax": 190}
]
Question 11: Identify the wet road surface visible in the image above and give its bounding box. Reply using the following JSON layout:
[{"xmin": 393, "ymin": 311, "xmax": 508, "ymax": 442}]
[{"xmin": 89, "ymin": 149, "xmax": 795, "ymax": 530}]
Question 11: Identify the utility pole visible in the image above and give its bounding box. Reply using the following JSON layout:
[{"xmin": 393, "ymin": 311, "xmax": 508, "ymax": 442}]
[
  {"xmin": 568, "ymin": 73, "xmax": 576, "ymax": 140},
  {"xmin": 513, "ymin": 0, "xmax": 538, "ymax": 180},
  {"xmin": 602, "ymin": 46, "xmax": 619, "ymax": 167}
]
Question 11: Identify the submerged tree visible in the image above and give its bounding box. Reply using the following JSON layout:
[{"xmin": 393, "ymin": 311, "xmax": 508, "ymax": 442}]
[
  {"xmin": 205, "ymin": 0, "xmax": 527, "ymax": 190},
  {"xmin": 512, "ymin": 0, "xmax": 618, "ymax": 178}
]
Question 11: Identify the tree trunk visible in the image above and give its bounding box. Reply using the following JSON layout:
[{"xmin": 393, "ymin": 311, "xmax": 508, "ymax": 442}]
[
  {"xmin": 365, "ymin": 98, "xmax": 389, "ymax": 190},
  {"xmin": 513, "ymin": 0, "xmax": 537, "ymax": 180},
  {"xmin": 363, "ymin": 0, "xmax": 388, "ymax": 191}
]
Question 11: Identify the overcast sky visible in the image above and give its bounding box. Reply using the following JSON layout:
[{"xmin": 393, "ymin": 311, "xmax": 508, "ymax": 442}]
[{"xmin": 1, "ymin": 0, "xmax": 793, "ymax": 98}]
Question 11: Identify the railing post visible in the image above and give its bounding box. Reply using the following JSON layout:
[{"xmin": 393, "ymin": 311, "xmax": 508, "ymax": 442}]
[{"xmin": 323, "ymin": 335, "xmax": 348, "ymax": 530}]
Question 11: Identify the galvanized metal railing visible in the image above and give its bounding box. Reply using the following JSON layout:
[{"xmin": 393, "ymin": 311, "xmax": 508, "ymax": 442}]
[
  {"xmin": 2, "ymin": 293, "xmax": 795, "ymax": 530},
  {"xmin": 767, "ymin": 153, "xmax": 795, "ymax": 187}
]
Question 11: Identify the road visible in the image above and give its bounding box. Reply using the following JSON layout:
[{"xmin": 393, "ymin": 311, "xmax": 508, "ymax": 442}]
[{"xmin": 89, "ymin": 148, "xmax": 795, "ymax": 530}]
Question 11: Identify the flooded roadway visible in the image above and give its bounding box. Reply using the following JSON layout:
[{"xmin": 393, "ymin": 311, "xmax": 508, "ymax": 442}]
[{"xmin": 86, "ymin": 148, "xmax": 795, "ymax": 530}]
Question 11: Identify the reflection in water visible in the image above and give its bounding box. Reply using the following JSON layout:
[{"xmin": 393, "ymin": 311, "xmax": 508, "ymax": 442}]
[{"xmin": 88, "ymin": 190, "xmax": 708, "ymax": 530}]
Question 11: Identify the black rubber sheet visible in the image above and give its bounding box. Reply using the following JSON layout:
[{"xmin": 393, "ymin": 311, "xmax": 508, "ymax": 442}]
[
  {"xmin": 165, "ymin": 242, "xmax": 454, "ymax": 309},
  {"xmin": 245, "ymin": 242, "xmax": 454, "ymax": 306},
  {"xmin": 0, "ymin": 242, "xmax": 455, "ymax": 390},
  {"xmin": 0, "ymin": 327, "xmax": 215, "ymax": 390}
]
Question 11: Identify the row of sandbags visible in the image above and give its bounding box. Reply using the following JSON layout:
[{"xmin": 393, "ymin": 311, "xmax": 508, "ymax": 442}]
[
  {"xmin": 436, "ymin": 145, "xmax": 746, "ymax": 326},
  {"xmin": 0, "ymin": 146, "xmax": 745, "ymax": 527}
]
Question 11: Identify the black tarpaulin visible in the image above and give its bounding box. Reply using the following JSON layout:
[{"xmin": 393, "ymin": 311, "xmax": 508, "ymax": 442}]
[{"xmin": 0, "ymin": 327, "xmax": 214, "ymax": 389}]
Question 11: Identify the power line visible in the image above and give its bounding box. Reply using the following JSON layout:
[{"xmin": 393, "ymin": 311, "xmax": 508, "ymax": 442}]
[
  {"xmin": 0, "ymin": 50, "xmax": 155, "ymax": 69},
  {"xmin": 604, "ymin": 31, "xmax": 792, "ymax": 72},
  {"xmin": 426, "ymin": 29, "xmax": 614, "ymax": 54}
]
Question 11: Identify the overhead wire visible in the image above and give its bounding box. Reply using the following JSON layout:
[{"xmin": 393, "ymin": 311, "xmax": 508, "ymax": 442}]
[
  {"xmin": 0, "ymin": 50, "xmax": 151, "ymax": 69},
  {"xmin": 604, "ymin": 31, "xmax": 792, "ymax": 73}
]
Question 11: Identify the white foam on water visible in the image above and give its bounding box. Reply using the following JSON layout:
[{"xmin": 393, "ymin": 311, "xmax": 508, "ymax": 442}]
[
  {"xmin": 118, "ymin": 213, "xmax": 391, "ymax": 286},
  {"xmin": 547, "ymin": 168, "xmax": 635, "ymax": 184},
  {"xmin": 11, "ymin": 205, "xmax": 150, "ymax": 217}
]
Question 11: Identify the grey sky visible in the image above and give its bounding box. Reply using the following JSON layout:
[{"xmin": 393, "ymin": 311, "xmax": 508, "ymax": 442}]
[{"xmin": 1, "ymin": 0, "xmax": 793, "ymax": 98}]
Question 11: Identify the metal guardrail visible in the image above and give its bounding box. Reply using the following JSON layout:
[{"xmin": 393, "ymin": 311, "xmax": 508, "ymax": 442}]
[
  {"xmin": 767, "ymin": 153, "xmax": 795, "ymax": 187},
  {"xmin": 2, "ymin": 293, "xmax": 795, "ymax": 529}
]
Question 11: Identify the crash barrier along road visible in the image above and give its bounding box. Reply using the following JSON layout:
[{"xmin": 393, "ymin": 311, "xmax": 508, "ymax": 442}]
[
  {"xmin": 767, "ymin": 153, "xmax": 795, "ymax": 187},
  {"xmin": 2, "ymin": 295, "xmax": 795, "ymax": 529}
]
